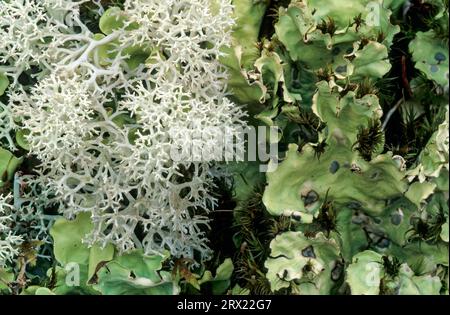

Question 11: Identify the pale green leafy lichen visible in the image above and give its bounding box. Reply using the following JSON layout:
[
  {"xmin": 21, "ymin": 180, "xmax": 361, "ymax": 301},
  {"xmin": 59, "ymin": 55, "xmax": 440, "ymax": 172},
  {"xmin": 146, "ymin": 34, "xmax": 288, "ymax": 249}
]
[
  {"xmin": 410, "ymin": 31, "xmax": 449, "ymax": 89},
  {"xmin": 265, "ymin": 231, "xmax": 341, "ymax": 294},
  {"xmin": 263, "ymin": 82, "xmax": 407, "ymax": 221}
]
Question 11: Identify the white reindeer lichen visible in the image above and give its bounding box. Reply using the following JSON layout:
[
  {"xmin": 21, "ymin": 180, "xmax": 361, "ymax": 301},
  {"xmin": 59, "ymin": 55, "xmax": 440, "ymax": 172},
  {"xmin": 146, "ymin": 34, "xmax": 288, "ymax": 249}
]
[
  {"xmin": 0, "ymin": 193, "xmax": 22, "ymax": 267},
  {"xmin": 2, "ymin": 0, "xmax": 244, "ymax": 262},
  {"xmin": 0, "ymin": 175, "xmax": 54, "ymax": 267}
]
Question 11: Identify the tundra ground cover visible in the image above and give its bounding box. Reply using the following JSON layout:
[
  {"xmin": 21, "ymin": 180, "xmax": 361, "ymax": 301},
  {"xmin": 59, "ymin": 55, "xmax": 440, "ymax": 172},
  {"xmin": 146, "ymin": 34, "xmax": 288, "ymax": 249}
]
[{"xmin": 0, "ymin": 0, "xmax": 448, "ymax": 295}]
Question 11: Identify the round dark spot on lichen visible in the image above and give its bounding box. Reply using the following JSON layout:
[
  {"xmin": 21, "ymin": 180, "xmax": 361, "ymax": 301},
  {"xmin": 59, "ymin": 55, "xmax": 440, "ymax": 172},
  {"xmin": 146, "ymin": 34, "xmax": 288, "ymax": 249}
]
[
  {"xmin": 347, "ymin": 201, "xmax": 362, "ymax": 210},
  {"xmin": 377, "ymin": 238, "xmax": 390, "ymax": 248},
  {"xmin": 301, "ymin": 246, "xmax": 316, "ymax": 258},
  {"xmin": 302, "ymin": 190, "xmax": 319, "ymax": 206},
  {"xmin": 390, "ymin": 209, "xmax": 403, "ymax": 225},
  {"xmin": 430, "ymin": 65, "xmax": 439, "ymax": 73},
  {"xmin": 335, "ymin": 65, "xmax": 347, "ymax": 73},
  {"xmin": 329, "ymin": 160, "xmax": 340, "ymax": 174},
  {"xmin": 435, "ymin": 52, "xmax": 446, "ymax": 62},
  {"xmin": 332, "ymin": 46, "xmax": 341, "ymax": 55},
  {"xmin": 331, "ymin": 261, "xmax": 344, "ymax": 281}
]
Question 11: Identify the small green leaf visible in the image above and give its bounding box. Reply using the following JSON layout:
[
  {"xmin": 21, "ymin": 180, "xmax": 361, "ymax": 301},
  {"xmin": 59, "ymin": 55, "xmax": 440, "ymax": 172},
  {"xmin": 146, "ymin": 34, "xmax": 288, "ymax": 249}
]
[
  {"xmin": 99, "ymin": 7, "xmax": 139, "ymax": 35},
  {"xmin": 0, "ymin": 148, "xmax": 23, "ymax": 187},
  {"xmin": 99, "ymin": 7, "xmax": 125, "ymax": 35},
  {"xmin": 0, "ymin": 72, "xmax": 9, "ymax": 96},
  {"xmin": 15, "ymin": 129, "xmax": 30, "ymax": 151},
  {"xmin": 50, "ymin": 212, "xmax": 93, "ymax": 265},
  {"xmin": 198, "ymin": 258, "xmax": 234, "ymax": 295},
  {"xmin": 0, "ymin": 268, "xmax": 14, "ymax": 291},
  {"xmin": 405, "ymin": 181, "xmax": 437, "ymax": 208}
]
